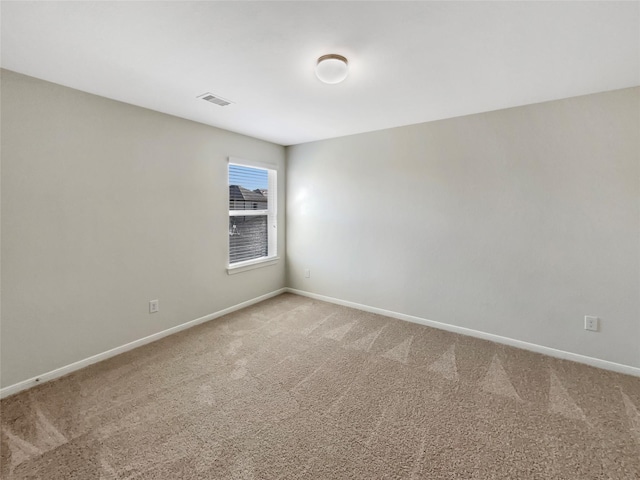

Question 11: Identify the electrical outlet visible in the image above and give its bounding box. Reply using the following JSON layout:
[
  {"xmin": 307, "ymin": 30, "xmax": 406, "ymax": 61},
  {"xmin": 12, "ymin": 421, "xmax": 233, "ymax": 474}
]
[
  {"xmin": 304, "ymin": 269, "xmax": 311, "ymax": 278},
  {"xmin": 149, "ymin": 299, "xmax": 159, "ymax": 314},
  {"xmin": 584, "ymin": 315, "xmax": 598, "ymax": 332}
]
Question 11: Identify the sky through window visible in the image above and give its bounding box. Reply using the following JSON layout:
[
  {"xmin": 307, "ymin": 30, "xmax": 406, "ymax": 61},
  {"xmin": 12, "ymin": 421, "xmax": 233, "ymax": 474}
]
[{"xmin": 229, "ymin": 164, "xmax": 268, "ymax": 190}]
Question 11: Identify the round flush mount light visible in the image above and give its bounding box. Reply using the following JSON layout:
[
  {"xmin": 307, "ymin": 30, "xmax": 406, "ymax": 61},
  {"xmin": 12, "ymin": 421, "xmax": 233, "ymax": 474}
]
[{"xmin": 315, "ymin": 54, "xmax": 349, "ymax": 84}]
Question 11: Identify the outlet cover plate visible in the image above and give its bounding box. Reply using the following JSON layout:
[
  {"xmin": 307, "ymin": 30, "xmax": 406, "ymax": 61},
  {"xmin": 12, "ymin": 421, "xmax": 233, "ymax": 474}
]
[
  {"xmin": 149, "ymin": 300, "xmax": 159, "ymax": 314},
  {"xmin": 584, "ymin": 315, "xmax": 599, "ymax": 332}
]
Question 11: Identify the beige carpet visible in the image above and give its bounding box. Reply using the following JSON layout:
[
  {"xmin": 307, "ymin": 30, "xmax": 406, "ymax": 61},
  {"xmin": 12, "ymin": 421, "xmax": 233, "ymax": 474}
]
[{"xmin": 1, "ymin": 293, "xmax": 639, "ymax": 479}]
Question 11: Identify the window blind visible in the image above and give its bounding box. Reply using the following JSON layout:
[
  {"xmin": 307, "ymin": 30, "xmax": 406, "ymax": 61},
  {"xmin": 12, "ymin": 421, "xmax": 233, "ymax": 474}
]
[{"xmin": 228, "ymin": 163, "xmax": 273, "ymax": 264}]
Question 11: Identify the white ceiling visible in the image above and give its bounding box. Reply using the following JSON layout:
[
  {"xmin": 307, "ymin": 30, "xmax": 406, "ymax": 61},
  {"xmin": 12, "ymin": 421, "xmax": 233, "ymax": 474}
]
[{"xmin": 2, "ymin": 1, "xmax": 638, "ymax": 146}]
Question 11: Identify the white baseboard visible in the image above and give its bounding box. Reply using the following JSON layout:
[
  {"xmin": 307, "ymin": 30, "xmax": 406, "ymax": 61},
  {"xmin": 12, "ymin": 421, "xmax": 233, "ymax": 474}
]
[
  {"xmin": 286, "ymin": 288, "xmax": 640, "ymax": 378},
  {"xmin": 0, "ymin": 288, "xmax": 287, "ymax": 399},
  {"xmin": 3, "ymin": 286, "xmax": 637, "ymax": 400}
]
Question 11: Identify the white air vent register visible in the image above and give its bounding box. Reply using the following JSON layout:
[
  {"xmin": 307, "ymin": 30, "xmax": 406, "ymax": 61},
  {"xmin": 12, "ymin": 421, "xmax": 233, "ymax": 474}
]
[{"xmin": 197, "ymin": 92, "xmax": 233, "ymax": 107}]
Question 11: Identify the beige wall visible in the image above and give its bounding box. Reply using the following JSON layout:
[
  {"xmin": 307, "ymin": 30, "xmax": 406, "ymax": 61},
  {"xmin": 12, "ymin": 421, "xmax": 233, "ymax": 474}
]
[
  {"xmin": 1, "ymin": 70, "xmax": 286, "ymax": 388},
  {"xmin": 3, "ymin": 69, "xmax": 638, "ymax": 389},
  {"xmin": 287, "ymin": 88, "xmax": 640, "ymax": 368}
]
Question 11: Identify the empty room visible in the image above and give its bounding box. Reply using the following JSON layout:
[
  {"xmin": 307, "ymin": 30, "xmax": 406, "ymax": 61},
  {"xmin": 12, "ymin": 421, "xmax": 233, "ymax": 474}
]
[{"xmin": 1, "ymin": 1, "xmax": 639, "ymax": 479}]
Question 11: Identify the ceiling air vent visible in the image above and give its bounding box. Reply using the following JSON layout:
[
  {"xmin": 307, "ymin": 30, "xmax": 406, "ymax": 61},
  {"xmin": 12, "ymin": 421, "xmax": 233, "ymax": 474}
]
[{"xmin": 197, "ymin": 92, "xmax": 233, "ymax": 107}]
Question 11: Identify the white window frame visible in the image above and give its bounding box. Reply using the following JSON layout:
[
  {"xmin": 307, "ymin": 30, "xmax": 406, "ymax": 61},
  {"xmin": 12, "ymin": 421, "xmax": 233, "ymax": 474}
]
[{"xmin": 227, "ymin": 157, "xmax": 278, "ymax": 274}]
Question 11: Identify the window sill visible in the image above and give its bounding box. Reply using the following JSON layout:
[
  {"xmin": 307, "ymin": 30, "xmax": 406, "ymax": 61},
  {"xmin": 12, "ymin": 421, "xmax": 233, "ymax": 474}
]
[{"xmin": 227, "ymin": 256, "xmax": 280, "ymax": 275}]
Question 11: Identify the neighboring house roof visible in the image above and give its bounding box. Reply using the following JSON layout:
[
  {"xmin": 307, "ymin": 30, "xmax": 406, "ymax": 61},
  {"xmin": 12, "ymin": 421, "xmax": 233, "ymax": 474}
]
[{"xmin": 229, "ymin": 185, "xmax": 267, "ymax": 202}]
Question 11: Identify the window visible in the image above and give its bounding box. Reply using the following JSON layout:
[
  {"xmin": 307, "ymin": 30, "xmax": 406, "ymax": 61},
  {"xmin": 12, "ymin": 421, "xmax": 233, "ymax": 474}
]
[{"xmin": 228, "ymin": 158, "xmax": 277, "ymax": 272}]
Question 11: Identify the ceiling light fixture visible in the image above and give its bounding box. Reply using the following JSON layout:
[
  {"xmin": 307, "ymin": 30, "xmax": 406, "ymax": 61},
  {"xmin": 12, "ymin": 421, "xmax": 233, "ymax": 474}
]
[{"xmin": 315, "ymin": 54, "xmax": 349, "ymax": 84}]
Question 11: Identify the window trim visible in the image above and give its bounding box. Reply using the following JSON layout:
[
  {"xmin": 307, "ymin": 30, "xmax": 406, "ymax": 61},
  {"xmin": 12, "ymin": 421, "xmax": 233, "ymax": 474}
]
[
  {"xmin": 227, "ymin": 255, "xmax": 281, "ymax": 275},
  {"xmin": 227, "ymin": 157, "xmax": 278, "ymax": 273}
]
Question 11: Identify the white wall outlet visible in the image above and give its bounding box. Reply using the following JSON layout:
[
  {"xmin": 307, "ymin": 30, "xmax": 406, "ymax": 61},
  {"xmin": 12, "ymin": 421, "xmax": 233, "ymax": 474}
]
[
  {"xmin": 304, "ymin": 269, "xmax": 310, "ymax": 278},
  {"xmin": 584, "ymin": 315, "xmax": 598, "ymax": 332},
  {"xmin": 149, "ymin": 299, "xmax": 159, "ymax": 314}
]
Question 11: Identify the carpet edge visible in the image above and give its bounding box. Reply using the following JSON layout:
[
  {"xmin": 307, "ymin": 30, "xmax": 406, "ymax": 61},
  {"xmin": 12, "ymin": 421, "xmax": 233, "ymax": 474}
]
[
  {"xmin": 285, "ymin": 288, "xmax": 640, "ymax": 378},
  {"xmin": 0, "ymin": 288, "xmax": 287, "ymax": 399}
]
